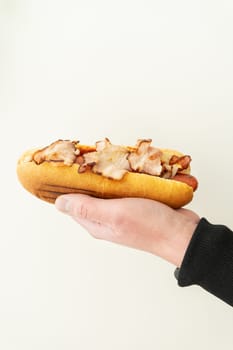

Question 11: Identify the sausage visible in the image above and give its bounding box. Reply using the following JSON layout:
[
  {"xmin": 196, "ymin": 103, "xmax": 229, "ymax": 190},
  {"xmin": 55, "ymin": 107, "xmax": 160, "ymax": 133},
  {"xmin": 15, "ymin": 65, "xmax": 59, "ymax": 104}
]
[{"xmin": 172, "ymin": 174, "xmax": 198, "ymax": 191}]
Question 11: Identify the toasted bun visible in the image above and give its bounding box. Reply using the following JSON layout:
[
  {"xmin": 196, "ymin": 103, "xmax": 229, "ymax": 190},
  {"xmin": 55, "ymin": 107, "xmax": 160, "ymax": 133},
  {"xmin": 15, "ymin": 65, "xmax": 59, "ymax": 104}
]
[{"xmin": 17, "ymin": 147, "xmax": 193, "ymax": 209}]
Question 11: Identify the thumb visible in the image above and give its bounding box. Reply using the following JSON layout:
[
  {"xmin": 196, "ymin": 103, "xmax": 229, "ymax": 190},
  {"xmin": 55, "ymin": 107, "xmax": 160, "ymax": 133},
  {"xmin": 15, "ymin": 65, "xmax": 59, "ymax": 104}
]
[{"xmin": 55, "ymin": 194, "xmax": 113, "ymax": 223}]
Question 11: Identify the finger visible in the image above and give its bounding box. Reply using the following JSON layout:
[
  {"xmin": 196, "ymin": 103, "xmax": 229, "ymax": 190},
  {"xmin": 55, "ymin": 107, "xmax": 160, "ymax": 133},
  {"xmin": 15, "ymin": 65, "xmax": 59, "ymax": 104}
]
[{"xmin": 55, "ymin": 194, "xmax": 116, "ymax": 224}]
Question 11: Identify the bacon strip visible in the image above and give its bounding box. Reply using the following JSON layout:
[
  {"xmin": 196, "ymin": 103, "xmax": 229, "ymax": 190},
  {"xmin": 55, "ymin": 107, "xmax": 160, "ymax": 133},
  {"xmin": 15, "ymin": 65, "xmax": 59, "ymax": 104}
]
[
  {"xmin": 33, "ymin": 140, "xmax": 79, "ymax": 166},
  {"xmin": 79, "ymin": 138, "xmax": 130, "ymax": 180},
  {"xmin": 169, "ymin": 155, "xmax": 191, "ymax": 170},
  {"xmin": 128, "ymin": 139, "xmax": 162, "ymax": 176}
]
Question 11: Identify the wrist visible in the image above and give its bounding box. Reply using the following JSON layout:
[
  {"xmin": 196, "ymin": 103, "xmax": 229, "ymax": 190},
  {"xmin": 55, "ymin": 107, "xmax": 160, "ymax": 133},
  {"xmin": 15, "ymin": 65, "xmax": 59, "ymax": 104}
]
[
  {"xmin": 170, "ymin": 220, "xmax": 198, "ymax": 267},
  {"xmin": 151, "ymin": 217, "xmax": 198, "ymax": 267}
]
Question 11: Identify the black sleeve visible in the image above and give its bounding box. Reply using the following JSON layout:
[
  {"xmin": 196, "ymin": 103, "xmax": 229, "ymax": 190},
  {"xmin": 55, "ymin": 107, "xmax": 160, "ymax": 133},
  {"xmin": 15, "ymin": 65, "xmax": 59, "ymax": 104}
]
[{"xmin": 175, "ymin": 218, "xmax": 233, "ymax": 307}]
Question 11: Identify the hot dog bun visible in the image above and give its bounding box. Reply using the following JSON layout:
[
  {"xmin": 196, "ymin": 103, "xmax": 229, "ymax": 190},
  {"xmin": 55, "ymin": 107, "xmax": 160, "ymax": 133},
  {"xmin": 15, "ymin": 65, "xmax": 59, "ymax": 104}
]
[{"xmin": 17, "ymin": 141, "xmax": 196, "ymax": 209}]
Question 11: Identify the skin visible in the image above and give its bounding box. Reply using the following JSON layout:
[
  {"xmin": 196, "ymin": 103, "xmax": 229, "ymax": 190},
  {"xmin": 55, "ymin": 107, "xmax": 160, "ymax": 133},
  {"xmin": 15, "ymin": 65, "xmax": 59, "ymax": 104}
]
[{"xmin": 55, "ymin": 195, "xmax": 200, "ymax": 267}]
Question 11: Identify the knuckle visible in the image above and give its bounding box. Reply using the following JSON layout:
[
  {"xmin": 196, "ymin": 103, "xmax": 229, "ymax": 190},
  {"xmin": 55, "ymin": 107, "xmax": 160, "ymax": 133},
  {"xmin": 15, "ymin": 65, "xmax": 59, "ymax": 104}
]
[
  {"xmin": 73, "ymin": 200, "xmax": 89, "ymax": 219},
  {"xmin": 79, "ymin": 202, "xmax": 88, "ymax": 219}
]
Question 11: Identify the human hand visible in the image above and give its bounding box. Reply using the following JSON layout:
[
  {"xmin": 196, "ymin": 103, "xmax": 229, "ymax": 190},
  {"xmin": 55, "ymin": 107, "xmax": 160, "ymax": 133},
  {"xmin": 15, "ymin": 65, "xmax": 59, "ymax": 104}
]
[{"xmin": 55, "ymin": 195, "xmax": 200, "ymax": 267}]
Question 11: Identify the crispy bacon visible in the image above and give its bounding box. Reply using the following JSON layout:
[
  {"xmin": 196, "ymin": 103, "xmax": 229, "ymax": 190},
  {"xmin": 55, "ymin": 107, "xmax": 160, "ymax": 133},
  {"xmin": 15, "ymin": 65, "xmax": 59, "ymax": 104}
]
[
  {"xmin": 80, "ymin": 138, "xmax": 130, "ymax": 180},
  {"xmin": 96, "ymin": 138, "xmax": 111, "ymax": 152},
  {"xmin": 169, "ymin": 155, "xmax": 191, "ymax": 170},
  {"xmin": 33, "ymin": 140, "xmax": 79, "ymax": 166},
  {"xmin": 128, "ymin": 139, "xmax": 162, "ymax": 176},
  {"xmin": 161, "ymin": 154, "xmax": 192, "ymax": 179},
  {"xmin": 161, "ymin": 163, "xmax": 181, "ymax": 179}
]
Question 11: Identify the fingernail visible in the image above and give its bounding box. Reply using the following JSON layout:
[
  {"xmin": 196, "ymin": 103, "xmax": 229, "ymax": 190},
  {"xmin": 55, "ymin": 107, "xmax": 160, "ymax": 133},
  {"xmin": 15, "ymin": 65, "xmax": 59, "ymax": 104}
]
[{"xmin": 55, "ymin": 197, "xmax": 72, "ymax": 214}]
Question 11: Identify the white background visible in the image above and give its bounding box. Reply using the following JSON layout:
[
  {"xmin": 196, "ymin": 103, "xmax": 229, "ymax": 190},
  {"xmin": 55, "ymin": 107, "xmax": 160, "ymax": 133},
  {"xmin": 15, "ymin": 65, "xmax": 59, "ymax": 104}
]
[{"xmin": 1, "ymin": 0, "xmax": 233, "ymax": 349}]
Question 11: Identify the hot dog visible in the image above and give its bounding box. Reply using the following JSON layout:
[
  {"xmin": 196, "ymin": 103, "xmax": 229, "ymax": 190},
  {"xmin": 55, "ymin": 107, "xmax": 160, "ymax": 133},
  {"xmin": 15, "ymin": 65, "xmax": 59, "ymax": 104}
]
[{"xmin": 17, "ymin": 138, "xmax": 198, "ymax": 208}]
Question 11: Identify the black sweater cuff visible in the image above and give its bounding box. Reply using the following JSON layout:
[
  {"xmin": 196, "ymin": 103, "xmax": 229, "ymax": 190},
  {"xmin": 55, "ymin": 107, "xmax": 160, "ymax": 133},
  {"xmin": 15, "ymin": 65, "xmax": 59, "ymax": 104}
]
[{"xmin": 175, "ymin": 218, "xmax": 233, "ymax": 306}]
